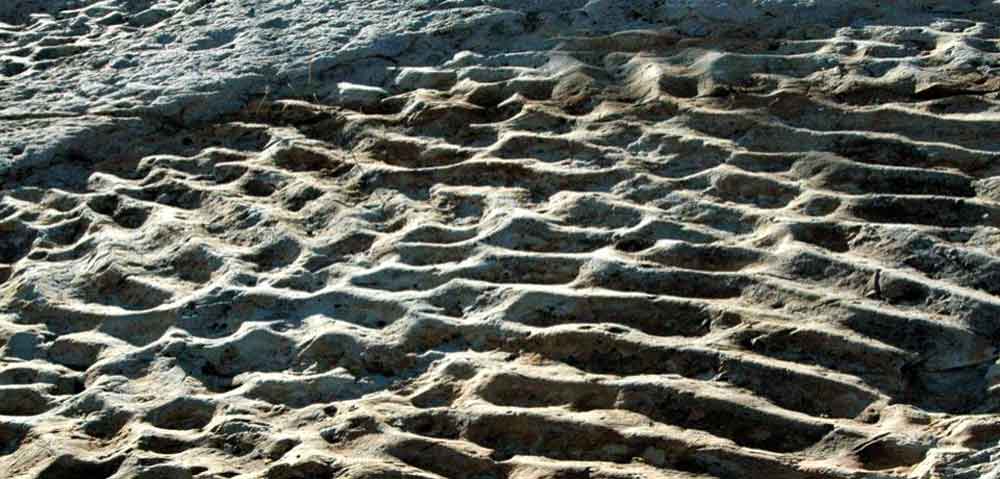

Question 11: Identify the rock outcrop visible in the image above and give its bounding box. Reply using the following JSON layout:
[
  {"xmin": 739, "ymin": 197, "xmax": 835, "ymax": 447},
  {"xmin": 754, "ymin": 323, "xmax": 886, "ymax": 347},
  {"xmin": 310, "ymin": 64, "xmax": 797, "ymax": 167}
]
[{"xmin": 3, "ymin": 1, "xmax": 1000, "ymax": 478}]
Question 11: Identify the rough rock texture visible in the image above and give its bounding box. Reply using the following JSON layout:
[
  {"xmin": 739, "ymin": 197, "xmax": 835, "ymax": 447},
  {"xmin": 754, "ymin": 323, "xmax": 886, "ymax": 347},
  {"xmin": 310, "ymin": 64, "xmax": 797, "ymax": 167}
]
[{"xmin": 3, "ymin": 1, "xmax": 1000, "ymax": 478}]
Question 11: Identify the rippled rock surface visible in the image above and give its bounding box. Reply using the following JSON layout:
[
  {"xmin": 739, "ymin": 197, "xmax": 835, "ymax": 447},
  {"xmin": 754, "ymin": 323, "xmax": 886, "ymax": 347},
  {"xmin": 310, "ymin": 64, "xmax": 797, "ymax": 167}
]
[{"xmin": 3, "ymin": 1, "xmax": 1000, "ymax": 478}]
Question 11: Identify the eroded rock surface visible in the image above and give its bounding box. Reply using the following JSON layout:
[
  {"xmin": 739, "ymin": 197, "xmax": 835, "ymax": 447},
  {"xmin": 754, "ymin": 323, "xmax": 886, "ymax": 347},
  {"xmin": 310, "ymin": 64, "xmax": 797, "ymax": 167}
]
[{"xmin": 3, "ymin": 1, "xmax": 1000, "ymax": 478}]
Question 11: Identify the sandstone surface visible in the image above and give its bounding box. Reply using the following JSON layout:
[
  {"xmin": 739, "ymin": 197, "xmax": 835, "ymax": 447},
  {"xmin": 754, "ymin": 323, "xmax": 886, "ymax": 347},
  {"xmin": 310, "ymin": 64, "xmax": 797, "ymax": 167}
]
[{"xmin": 3, "ymin": 1, "xmax": 1000, "ymax": 478}]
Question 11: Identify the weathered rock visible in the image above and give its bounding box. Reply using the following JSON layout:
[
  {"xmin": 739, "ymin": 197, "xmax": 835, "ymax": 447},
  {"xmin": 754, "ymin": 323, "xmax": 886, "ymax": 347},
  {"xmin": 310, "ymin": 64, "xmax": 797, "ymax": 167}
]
[{"xmin": 3, "ymin": 1, "xmax": 1000, "ymax": 478}]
